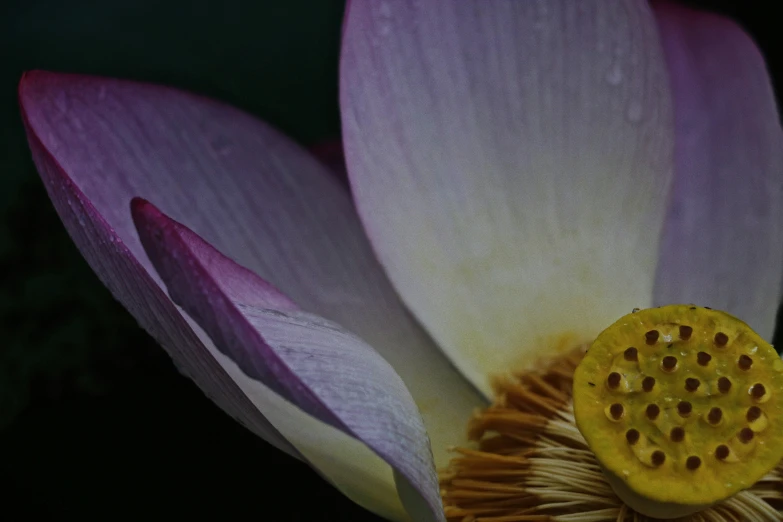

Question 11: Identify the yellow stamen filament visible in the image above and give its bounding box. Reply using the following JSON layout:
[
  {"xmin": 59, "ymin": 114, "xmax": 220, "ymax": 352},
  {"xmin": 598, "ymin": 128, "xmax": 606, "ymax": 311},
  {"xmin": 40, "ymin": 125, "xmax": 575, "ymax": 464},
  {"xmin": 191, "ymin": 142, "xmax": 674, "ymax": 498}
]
[{"xmin": 440, "ymin": 347, "xmax": 783, "ymax": 521}]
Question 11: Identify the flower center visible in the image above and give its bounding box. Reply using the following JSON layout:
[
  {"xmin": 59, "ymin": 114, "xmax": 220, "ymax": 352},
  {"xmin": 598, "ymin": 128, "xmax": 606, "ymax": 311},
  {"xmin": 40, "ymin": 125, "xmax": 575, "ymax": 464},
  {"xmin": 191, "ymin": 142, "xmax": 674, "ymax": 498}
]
[{"xmin": 439, "ymin": 305, "xmax": 783, "ymax": 521}]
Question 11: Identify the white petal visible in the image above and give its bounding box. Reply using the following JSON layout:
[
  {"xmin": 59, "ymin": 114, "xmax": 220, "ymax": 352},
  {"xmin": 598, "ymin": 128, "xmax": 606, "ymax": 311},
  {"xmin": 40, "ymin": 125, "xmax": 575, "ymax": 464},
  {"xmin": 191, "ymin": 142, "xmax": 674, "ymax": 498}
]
[{"xmin": 341, "ymin": 1, "xmax": 674, "ymax": 394}]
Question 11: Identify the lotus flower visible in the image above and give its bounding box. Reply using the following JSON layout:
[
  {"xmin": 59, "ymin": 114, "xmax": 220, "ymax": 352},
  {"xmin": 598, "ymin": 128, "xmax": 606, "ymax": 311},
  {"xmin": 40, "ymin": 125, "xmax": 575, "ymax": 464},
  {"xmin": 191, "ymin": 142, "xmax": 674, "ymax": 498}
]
[{"xmin": 18, "ymin": 1, "xmax": 783, "ymax": 521}]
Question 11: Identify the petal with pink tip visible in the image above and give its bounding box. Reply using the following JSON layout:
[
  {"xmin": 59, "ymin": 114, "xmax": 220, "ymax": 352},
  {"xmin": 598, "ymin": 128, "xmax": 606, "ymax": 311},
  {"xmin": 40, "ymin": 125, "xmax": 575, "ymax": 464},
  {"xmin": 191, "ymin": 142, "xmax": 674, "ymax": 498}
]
[
  {"xmin": 20, "ymin": 72, "xmax": 484, "ymax": 519},
  {"xmin": 20, "ymin": 89, "xmax": 299, "ymax": 460},
  {"xmin": 341, "ymin": 1, "xmax": 674, "ymax": 395},
  {"xmin": 132, "ymin": 199, "xmax": 443, "ymax": 522},
  {"xmin": 19, "ymin": 72, "xmax": 483, "ymax": 479},
  {"xmin": 652, "ymin": 2, "xmax": 783, "ymax": 338}
]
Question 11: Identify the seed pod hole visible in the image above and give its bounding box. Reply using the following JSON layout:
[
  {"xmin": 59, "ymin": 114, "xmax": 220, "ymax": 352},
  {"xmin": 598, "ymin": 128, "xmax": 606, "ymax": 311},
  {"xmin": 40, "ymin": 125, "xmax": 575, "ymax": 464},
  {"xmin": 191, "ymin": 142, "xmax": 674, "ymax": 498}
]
[
  {"xmin": 679, "ymin": 325, "xmax": 693, "ymax": 340},
  {"xmin": 610, "ymin": 403, "xmax": 624, "ymax": 420},
  {"xmin": 707, "ymin": 407, "xmax": 722, "ymax": 425},
  {"xmin": 739, "ymin": 428, "xmax": 755, "ymax": 444},
  {"xmin": 677, "ymin": 401, "xmax": 692, "ymax": 417},
  {"xmin": 686, "ymin": 456, "xmax": 702, "ymax": 470},
  {"xmin": 646, "ymin": 404, "xmax": 661, "ymax": 420},
  {"xmin": 623, "ymin": 347, "xmax": 638, "ymax": 362},
  {"xmin": 685, "ymin": 378, "xmax": 700, "ymax": 392},
  {"xmin": 651, "ymin": 450, "xmax": 666, "ymax": 467},
  {"xmin": 747, "ymin": 406, "xmax": 762, "ymax": 422},
  {"xmin": 626, "ymin": 429, "xmax": 640, "ymax": 445},
  {"xmin": 751, "ymin": 383, "xmax": 767, "ymax": 399},
  {"xmin": 715, "ymin": 444, "xmax": 730, "ymax": 461},
  {"xmin": 738, "ymin": 355, "xmax": 753, "ymax": 371},
  {"xmin": 661, "ymin": 355, "xmax": 678, "ymax": 372},
  {"xmin": 717, "ymin": 377, "xmax": 732, "ymax": 394},
  {"xmin": 670, "ymin": 427, "xmax": 685, "ymax": 442},
  {"xmin": 607, "ymin": 372, "xmax": 622, "ymax": 389},
  {"xmin": 714, "ymin": 332, "xmax": 729, "ymax": 346},
  {"xmin": 697, "ymin": 352, "xmax": 712, "ymax": 366},
  {"xmin": 645, "ymin": 330, "xmax": 660, "ymax": 345}
]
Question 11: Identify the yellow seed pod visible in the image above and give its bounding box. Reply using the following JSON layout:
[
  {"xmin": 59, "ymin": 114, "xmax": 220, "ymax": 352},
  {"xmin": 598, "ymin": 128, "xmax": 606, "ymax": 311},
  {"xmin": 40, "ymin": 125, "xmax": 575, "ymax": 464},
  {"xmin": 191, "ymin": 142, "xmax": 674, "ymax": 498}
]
[{"xmin": 573, "ymin": 305, "xmax": 783, "ymax": 519}]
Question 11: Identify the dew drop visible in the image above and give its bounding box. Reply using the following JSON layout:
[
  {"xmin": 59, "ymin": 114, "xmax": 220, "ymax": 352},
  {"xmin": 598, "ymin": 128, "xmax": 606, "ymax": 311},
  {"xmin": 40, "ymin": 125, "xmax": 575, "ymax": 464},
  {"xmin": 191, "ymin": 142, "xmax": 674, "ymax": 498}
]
[
  {"xmin": 751, "ymin": 383, "xmax": 766, "ymax": 399},
  {"xmin": 605, "ymin": 63, "xmax": 623, "ymax": 85},
  {"xmin": 626, "ymin": 100, "xmax": 643, "ymax": 123}
]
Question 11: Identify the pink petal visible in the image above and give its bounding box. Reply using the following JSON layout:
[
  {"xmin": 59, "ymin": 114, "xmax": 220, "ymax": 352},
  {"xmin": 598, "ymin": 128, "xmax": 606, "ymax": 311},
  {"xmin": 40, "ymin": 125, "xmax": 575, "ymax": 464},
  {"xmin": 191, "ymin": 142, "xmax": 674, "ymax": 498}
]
[
  {"xmin": 340, "ymin": 1, "xmax": 674, "ymax": 394},
  {"xmin": 309, "ymin": 138, "xmax": 348, "ymax": 182},
  {"xmin": 652, "ymin": 3, "xmax": 783, "ymax": 337},
  {"xmin": 19, "ymin": 74, "xmax": 299, "ymax": 459},
  {"xmin": 131, "ymin": 198, "xmax": 443, "ymax": 521},
  {"xmin": 19, "ymin": 71, "xmax": 483, "ymax": 514}
]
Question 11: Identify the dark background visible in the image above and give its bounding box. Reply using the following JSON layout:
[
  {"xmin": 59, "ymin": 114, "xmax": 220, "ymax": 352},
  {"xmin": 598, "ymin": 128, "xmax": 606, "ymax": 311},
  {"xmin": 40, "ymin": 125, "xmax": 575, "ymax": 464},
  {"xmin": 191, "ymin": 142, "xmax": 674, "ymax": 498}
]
[{"xmin": 0, "ymin": 1, "xmax": 780, "ymax": 520}]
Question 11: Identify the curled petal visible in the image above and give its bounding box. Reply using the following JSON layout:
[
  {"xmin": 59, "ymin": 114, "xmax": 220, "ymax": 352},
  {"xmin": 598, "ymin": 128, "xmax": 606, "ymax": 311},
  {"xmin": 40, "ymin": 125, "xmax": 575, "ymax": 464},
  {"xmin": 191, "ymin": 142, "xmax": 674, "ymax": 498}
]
[
  {"xmin": 652, "ymin": 2, "xmax": 783, "ymax": 337},
  {"xmin": 132, "ymin": 199, "xmax": 444, "ymax": 521}
]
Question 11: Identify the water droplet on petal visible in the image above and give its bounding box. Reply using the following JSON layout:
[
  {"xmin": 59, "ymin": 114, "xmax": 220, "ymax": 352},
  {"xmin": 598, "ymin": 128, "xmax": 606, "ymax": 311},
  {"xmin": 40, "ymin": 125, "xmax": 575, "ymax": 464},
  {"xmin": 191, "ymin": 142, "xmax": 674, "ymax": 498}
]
[
  {"xmin": 626, "ymin": 100, "xmax": 643, "ymax": 123},
  {"xmin": 605, "ymin": 63, "xmax": 623, "ymax": 86}
]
